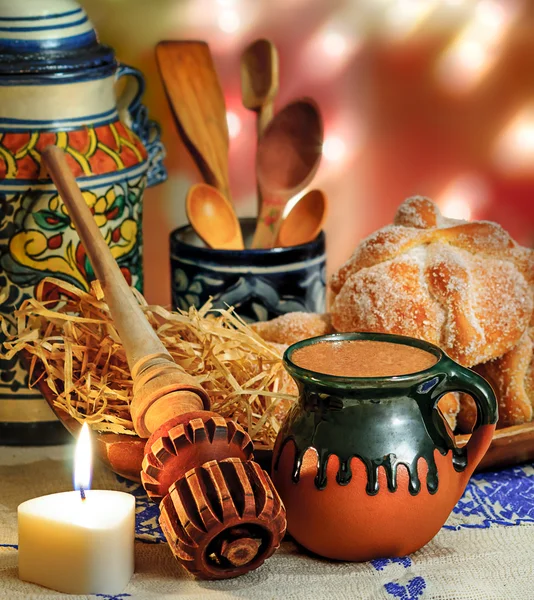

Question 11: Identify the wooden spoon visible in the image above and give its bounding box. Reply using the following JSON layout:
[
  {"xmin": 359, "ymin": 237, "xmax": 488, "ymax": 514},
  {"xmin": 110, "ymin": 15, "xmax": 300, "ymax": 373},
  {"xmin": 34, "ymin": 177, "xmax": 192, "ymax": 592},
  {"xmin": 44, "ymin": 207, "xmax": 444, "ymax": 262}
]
[
  {"xmin": 186, "ymin": 183, "xmax": 244, "ymax": 250},
  {"xmin": 156, "ymin": 41, "xmax": 232, "ymax": 201},
  {"xmin": 241, "ymin": 39, "xmax": 279, "ymax": 137},
  {"xmin": 252, "ymin": 99, "xmax": 323, "ymax": 249},
  {"xmin": 275, "ymin": 189, "xmax": 327, "ymax": 247}
]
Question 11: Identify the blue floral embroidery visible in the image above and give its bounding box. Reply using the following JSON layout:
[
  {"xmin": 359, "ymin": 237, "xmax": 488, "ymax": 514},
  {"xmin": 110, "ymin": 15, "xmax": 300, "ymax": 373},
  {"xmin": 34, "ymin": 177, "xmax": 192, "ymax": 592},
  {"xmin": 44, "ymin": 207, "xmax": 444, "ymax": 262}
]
[
  {"xmin": 384, "ymin": 577, "xmax": 426, "ymax": 599},
  {"xmin": 444, "ymin": 464, "xmax": 534, "ymax": 530},
  {"xmin": 115, "ymin": 463, "xmax": 534, "ymax": 544},
  {"xmin": 372, "ymin": 557, "xmax": 412, "ymax": 571},
  {"xmin": 115, "ymin": 476, "xmax": 164, "ymax": 542},
  {"xmin": 0, "ymin": 543, "xmax": 17, "ymax": 549},
  {"xmin": 95, "ymin": 594, "xmax": 131, "ymax": 599}
]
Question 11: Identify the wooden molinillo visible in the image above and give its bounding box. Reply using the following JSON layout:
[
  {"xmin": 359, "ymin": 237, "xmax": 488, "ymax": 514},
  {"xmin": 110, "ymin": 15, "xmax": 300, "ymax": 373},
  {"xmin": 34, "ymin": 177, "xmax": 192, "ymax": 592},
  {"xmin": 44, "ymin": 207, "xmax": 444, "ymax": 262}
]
[{"xmin": 42, "ymin": 146, "xmax": 286, "ymax": 580}]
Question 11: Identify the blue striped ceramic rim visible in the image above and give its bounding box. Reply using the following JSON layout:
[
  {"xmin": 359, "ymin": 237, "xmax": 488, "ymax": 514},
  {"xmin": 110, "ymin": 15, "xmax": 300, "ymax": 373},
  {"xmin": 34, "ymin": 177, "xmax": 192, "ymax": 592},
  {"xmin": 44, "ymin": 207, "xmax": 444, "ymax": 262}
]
[
  {"xmin": 0, "ymin": 4, "xmax": 115, "ymax": 78},
  {"xmin": 0, "ymin": 15, "xmax": 89, "ymax": 32},
  {"xmin": 0, "ymin": 30, "xmax": 96, "ymax": 51},
  {"xmin": 0, "ymin": 5, "xmax": 96, "ymax": 51},
  {"xmin": 170, "ymin": 219, "xmax": 327, "ymax": 269},
  {"xmin": 0, "ymin": 55, "xmax": 116, "ymax": 82},
  {"xmin": 0, "ymin": 8, "xmax": 83, "ymax": 22},
  {"xmin": 0, "ymin": 108, "xmax": 119, "ymax": 131}
]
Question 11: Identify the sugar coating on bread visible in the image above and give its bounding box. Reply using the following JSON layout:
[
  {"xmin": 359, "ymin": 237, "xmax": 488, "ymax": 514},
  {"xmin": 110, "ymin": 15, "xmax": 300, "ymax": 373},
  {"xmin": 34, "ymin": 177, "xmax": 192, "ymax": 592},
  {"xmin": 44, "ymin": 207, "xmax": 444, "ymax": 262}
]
[
  {"xmin": 394, "ymin": 195, "xmax": 464, "ymax": 229},
  {"xmin": 331, "ymin": 197, "xmax": 533, "ymax": 368},
  {"xmin": 251, "ymin": 312, "xmax": 332, "ymax": 346},
  {"xmin": 475, "ymin": 327, "xmax": 534, "ymax": 427}
]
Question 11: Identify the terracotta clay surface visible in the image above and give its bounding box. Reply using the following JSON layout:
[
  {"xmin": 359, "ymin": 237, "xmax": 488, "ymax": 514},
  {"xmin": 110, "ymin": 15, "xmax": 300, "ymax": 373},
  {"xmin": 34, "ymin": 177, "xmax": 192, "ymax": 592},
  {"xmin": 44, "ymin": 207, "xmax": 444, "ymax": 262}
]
[
  {"xmin": 273, "ymin": 424, "xmax": 495, "ymax": 561},
  {"xmin": 273, "ymin": 332, "xmax": 498, "ymax": 562}
]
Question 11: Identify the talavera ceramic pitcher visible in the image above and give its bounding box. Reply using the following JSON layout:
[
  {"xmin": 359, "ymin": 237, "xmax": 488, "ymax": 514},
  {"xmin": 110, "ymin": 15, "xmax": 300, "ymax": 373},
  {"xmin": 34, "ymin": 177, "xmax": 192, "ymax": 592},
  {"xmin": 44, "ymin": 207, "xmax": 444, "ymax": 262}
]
[
  {"xmin": 0, "ymin": 0, "xmax": 166, "ymax": 437},
  {"xmin": 272, "ymin": 333, "xmax": 498, "ymax": 561}
]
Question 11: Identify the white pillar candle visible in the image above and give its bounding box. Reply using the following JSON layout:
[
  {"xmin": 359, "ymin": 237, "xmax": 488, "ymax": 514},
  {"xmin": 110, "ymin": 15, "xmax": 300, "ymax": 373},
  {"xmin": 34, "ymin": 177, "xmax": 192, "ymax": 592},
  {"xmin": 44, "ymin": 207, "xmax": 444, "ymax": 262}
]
[
  {"xmin": 17, "ymin": 423, "xmax": 135, "ymax": 595},
  {"xmin": 18, "ymin": 490, "xmax": 135, "ymax": 595}
]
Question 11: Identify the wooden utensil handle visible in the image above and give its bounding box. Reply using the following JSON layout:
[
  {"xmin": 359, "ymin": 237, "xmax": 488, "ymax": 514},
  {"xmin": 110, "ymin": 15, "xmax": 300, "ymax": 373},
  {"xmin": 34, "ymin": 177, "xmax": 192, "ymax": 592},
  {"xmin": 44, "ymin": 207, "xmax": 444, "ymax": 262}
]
[
  {"xmin": 258, "ymin": 102, "xmax": 274, "ymax": 137},
  {"xmin": 41, "ymin": 146, "xmax": 210, "ymax": 439},
  {"xmin": 251, "ymin": 193, "xmax": 286, "ymax": 248},
  {"xmin": 41, "ymin": 146, "xmax": 172, "ymax": 371}
]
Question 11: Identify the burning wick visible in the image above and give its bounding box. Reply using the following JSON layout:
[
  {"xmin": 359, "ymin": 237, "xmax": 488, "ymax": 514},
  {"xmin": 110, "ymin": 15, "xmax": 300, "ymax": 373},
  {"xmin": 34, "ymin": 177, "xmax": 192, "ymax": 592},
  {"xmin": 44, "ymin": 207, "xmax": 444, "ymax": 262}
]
[{"xmin": 79, "ymin": 487, "xmax": 86, "ymax": 501}]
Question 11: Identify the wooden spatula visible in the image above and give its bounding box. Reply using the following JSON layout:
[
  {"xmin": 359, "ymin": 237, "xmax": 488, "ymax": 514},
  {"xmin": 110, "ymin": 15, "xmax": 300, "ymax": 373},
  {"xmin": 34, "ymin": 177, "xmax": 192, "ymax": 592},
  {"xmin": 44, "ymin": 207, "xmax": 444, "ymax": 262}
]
[{"xmin": 156, "ymin": 41, "xmax": 232, "ymax": 203}]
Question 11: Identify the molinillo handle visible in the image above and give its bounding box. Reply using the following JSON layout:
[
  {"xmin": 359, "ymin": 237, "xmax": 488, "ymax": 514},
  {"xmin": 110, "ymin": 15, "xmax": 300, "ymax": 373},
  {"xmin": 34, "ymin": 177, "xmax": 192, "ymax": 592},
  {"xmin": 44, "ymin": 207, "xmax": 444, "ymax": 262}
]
[{"xmin": 41, "ymin": 146, "xmax": 286, "ymax": 580}]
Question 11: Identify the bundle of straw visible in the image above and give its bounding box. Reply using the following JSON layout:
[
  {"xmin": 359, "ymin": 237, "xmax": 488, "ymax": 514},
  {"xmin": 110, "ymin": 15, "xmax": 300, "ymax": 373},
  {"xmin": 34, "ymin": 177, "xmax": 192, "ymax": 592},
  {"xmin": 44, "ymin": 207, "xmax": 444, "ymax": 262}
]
[{"xmin": 1, "ymin": 278, "xmax": 297, "ymax": 446}]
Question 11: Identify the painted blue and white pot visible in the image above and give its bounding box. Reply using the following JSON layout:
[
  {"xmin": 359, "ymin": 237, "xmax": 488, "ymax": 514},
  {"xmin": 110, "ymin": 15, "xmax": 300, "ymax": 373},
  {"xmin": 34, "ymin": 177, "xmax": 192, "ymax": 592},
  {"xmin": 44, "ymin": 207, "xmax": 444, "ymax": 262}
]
[
  {"xmin": 0, "ymin": 0, "xmax": 166, "ymax": 433},
  {"xmin": 170, "ymin": 219, "xmax": 326, "ymax": 322}
]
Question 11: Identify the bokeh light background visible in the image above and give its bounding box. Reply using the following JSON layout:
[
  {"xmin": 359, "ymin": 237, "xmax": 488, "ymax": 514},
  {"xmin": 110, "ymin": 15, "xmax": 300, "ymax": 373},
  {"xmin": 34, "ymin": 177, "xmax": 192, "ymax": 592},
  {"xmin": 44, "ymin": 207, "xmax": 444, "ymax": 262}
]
[{"xmin": 80, "ymin": 0, "xmax": 534, "ymax": 305}]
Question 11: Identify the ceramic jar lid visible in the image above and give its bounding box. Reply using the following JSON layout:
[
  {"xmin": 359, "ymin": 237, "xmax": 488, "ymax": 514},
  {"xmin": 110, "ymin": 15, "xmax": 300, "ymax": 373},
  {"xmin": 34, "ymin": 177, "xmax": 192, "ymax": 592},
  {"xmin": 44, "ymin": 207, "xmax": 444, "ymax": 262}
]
[{"xmin": 0, "ymin": 0, "xmax": 115, "ymax": 78}]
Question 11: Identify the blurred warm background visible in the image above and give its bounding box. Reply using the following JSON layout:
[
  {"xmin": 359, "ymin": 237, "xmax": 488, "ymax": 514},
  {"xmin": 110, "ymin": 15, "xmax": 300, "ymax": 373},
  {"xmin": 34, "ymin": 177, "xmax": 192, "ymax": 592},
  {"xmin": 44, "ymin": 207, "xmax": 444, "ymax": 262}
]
[{"xmin": 79, "ymin": 0, "xmax": 534, "ymax": 305}]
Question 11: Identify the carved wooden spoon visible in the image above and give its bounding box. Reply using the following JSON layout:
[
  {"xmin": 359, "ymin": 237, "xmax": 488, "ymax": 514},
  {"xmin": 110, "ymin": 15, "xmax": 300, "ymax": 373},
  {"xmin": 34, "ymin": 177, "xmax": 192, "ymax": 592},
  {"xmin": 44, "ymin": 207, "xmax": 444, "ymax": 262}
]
[
  {"xmin": 186, "ymin": 183, "xmax": 244, "ymax": 250},
  {"xmin": 275, "ymin": 189, "xmax": 327, "ymax": 247},
  {"xmin": 156, "ymin": 41, "xmax": 232, "ymax": 202},
  {"xmin": 241, "ymin": 39, "xmax": 279, "ymax": 138},
  {"xmin": 252, "ymin": 99, "xmax": 323, "ymax": 249}
]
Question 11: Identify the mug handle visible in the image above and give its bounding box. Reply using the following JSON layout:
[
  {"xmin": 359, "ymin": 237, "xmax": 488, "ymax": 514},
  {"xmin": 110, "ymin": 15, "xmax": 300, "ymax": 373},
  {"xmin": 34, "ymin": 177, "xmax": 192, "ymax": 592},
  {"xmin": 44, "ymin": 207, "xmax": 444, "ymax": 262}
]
[
  {"xmin": 437, "ymin": 361, "xmax": 498, "ymax": 467},
  {"xmin": 116, "ymin": 62, "xmax": 167, "ymax": 188}
]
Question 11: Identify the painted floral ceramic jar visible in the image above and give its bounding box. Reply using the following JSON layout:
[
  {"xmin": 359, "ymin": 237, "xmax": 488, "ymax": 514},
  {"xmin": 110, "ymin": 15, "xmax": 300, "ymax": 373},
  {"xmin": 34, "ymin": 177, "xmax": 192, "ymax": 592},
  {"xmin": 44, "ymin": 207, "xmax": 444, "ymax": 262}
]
[
  {"xmin": 0, "ymin": 0, "xmax": 166, "ymax": 441},
  {"xmin": 272, "ymin": 333, "xmax": 498, "ymax": 561}
]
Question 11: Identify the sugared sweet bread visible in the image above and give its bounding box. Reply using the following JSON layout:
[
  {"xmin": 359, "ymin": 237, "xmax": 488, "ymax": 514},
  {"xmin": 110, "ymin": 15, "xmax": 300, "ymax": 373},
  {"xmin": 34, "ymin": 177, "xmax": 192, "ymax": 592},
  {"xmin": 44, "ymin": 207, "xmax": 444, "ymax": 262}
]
[
  {"xmin": 463, "ymin": 325, "xmax": 534, "ymax": 428},
  {"xmin": 457, "ymin": 331, "xmax": 534, "ymax": 430},
  {"xmin": 331, "ymin": 196, "xmax": 534, "ymax": 368},
  {"xmin": 251, "ymin": 312, "xmax": 332, "ymax": 346},
  {"xmin": 254, "ymin": 197, "xmax": 533, "ymax": 431}
]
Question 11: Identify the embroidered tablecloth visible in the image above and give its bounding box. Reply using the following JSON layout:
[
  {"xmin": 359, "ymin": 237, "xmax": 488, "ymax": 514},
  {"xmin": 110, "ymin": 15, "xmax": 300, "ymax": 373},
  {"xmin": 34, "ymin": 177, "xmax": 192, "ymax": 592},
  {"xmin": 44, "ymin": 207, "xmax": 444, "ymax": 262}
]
[{"xmin": 0, "ymin": 445, "xmax": 533, "ymax": 600}]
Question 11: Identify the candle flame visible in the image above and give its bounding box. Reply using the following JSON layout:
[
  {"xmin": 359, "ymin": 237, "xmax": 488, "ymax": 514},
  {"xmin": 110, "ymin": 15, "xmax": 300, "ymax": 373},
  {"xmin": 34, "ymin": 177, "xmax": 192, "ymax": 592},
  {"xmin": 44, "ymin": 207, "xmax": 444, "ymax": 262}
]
[{"xmin": 74, "ymin": 423, "xmax": 92, "ymax": 494}]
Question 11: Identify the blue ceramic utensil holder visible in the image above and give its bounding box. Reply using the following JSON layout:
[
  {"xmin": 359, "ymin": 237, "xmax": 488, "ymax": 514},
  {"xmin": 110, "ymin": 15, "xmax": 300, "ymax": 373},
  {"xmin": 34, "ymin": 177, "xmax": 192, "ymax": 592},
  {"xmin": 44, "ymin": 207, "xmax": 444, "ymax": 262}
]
[{"xmin": 170, "ymin": 218, "xmax": 326, "ymax": 322}]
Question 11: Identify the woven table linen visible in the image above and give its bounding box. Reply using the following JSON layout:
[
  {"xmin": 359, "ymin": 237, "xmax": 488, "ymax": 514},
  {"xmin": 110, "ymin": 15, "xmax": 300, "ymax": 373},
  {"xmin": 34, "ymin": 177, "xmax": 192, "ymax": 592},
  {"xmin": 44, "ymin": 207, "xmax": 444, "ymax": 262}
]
[{"xmin": 0, "ymin": 446, "xmax": 533, "ymax": 600}]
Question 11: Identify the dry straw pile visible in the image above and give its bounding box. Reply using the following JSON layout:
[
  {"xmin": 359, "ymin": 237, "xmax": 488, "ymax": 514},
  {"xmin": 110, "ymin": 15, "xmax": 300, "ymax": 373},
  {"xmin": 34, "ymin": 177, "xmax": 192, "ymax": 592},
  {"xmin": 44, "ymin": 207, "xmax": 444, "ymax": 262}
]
[{"xmin": 1, "ymin": 278, "xmax": 296, "ymax": 446}]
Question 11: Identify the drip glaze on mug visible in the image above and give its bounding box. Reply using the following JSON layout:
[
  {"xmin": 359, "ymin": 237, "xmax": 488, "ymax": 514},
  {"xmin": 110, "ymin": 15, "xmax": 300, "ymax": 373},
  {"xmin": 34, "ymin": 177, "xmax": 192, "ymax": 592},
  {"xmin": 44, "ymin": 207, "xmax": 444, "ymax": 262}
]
[{"xmin": 273, "ymin": 391, "xmax": 468, "ymax": 495}]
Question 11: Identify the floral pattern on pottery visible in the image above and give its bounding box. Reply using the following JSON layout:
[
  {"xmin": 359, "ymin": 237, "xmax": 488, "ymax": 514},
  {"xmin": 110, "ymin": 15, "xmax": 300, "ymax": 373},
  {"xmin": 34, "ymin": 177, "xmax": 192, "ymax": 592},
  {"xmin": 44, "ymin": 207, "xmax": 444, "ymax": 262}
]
[
  {"xmin": 170, "ymin": 219, "xmax": 326, "ymax": 323},
  {"xmin": 1, "ymin": 177, "xmax": 145, "ymax": 293},
  {"xmin": 0, "ymin": 0, "xmax": 166, "ymax": 426},
  {"xmin": 0, "ymin": 121, "xmax": 146, "ymax": 180},
  {"xmin": 0, "ymin": 173, "xmax": 146, "ymax": 401}
]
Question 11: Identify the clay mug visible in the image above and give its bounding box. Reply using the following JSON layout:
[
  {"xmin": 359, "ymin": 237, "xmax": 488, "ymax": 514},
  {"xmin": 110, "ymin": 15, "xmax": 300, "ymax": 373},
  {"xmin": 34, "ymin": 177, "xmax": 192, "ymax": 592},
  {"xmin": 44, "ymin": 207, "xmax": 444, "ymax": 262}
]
[{"xmin": 272, "ymin": 332, "xmax": 498, "ymax": 561}]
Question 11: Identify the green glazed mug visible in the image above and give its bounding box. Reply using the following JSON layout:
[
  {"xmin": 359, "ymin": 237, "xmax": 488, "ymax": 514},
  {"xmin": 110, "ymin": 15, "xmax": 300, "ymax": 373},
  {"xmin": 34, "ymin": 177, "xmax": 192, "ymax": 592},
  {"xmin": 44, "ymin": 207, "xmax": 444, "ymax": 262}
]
[{"xmin": 272, "ymin": 332, "xmax": 498, "ymax": 561}]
